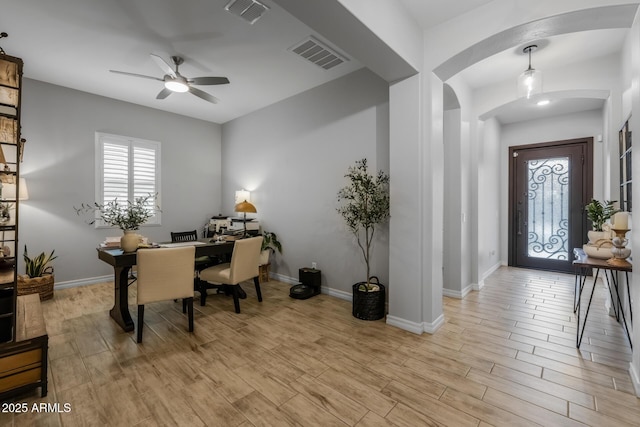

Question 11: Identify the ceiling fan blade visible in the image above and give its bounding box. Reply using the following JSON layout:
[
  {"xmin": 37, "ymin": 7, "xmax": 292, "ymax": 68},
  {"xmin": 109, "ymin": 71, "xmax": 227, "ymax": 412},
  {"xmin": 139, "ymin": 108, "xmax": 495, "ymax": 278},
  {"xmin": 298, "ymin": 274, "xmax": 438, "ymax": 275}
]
[
  {"xmin": 109, "ymin": 70, "xmax": 163, "ymax": 81},
  {"xmin": 187, "ymin": 76, "xmax": 230, "ymax": 86},
  {"xmin": 156, "ymin": 88, "xmax": 172, "ymax": 100},
  {"xmin": 188, "ymin": 86, "xmax": 218, "ymax": 104},
  {"xmin": 150, "ymin": 54, "xmax": 176, "ymax": 78}
]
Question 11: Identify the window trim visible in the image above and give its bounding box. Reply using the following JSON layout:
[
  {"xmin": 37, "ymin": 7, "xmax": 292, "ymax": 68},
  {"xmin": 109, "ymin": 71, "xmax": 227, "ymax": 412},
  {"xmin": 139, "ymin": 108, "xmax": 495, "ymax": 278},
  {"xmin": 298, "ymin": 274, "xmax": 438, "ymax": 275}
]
[{"xmin": 95, "ymin": 132, "xmax": 162, "ymax": 228}]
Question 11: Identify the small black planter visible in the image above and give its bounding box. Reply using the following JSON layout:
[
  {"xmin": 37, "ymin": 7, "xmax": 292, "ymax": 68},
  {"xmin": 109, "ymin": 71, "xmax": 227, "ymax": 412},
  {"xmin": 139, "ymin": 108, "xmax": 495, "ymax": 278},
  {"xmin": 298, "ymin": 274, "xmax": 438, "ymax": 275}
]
[{"xmin": 352, "ymin": 276, "xmax": 386, "ymax": 320}]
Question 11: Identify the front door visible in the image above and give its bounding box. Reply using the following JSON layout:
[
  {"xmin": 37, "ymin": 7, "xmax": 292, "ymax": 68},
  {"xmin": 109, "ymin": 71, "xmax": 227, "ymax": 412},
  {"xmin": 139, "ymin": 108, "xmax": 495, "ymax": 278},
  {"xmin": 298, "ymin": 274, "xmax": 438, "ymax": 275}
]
[{"xmin": 509, "ymin": 138, "xmax": 592, "ymax": 273}]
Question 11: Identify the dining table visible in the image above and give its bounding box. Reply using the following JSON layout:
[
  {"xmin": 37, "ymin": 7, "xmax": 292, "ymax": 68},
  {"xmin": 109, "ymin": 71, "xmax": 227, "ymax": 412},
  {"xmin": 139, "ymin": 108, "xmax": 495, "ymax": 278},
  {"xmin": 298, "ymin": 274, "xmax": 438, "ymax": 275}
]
[{"xmin": 97, "ymin": 239, "xmax": 235, "ymax": 332}]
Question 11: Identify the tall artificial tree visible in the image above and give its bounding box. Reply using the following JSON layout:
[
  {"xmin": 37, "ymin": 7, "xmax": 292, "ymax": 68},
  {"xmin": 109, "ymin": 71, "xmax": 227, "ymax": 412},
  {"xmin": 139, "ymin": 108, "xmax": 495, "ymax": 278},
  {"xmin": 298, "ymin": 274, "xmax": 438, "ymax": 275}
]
[{"xmin": 337, "ymin": 158, "xmax": 390, "ymax": 288}]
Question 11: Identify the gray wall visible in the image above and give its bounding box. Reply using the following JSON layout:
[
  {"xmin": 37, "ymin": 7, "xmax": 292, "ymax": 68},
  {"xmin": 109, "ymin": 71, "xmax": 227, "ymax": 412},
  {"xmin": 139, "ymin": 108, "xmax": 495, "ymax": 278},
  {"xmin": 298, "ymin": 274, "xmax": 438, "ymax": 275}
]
[
  {"xmin": 20, "ymin": 79, "xmax": 222, "ymax": 284},
  {"xmin": 221, "ymin": 68, "xmax": 390, "ymax": 296}
]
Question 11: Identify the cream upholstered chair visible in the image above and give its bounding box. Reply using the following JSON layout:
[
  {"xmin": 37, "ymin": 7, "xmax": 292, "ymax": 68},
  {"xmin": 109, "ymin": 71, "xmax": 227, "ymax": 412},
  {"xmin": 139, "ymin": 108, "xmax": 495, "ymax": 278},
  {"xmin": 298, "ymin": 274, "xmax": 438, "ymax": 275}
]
[
  {"xmin": 136, "ymin": 246, "xmax": 195, "ymax": 343},
  {"xmin": 198, "ymin": 236, "xmax": 262, "ymax": 313}
]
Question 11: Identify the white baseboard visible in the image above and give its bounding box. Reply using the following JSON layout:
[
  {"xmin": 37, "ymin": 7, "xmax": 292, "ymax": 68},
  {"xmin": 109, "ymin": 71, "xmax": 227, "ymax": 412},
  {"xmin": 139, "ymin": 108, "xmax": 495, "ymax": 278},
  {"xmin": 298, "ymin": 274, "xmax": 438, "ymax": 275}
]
[
  {"xmin": 482, "ymin": 261, "xmax": 502, "ymax": 281},
  {"xmin": 269, "ymin": 272, "xmax": 299, "ymax": 285},
  {"xmin": 54, "ymin": 275, "xmax": 113, "ymax": 290},
  {"xmin": 385, "ymin": 313, "xmax": 445, "ymax": 335},
  {"xmin": 630, "ymin": 362, "xmax": 640, "ymax": 397},
  {"xmin": 386, "ymin": 315, "xmax": 424, "ymax": 334},
  {"xmin": 324, "ymin": 287, "xmax": 351, "ymax": 301},
  {"xmin": 423, "ymin": 313, "xmax": 445, "ymax": 334},
  {"xmin": 443, "ymin": 284, "xmax": 473, "ymax": 299},
  {"xmin": 472, "ymin": 281, "xmax": 484, "ymax": 291}
]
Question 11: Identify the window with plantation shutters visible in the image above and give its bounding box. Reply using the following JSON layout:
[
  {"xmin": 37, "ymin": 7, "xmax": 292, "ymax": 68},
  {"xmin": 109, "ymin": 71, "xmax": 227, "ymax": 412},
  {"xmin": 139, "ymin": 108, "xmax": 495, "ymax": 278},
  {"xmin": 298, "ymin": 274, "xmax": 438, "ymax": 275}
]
[{"xmin": 95, "ymin": 132, "xmax": 161, "ymax": 227}]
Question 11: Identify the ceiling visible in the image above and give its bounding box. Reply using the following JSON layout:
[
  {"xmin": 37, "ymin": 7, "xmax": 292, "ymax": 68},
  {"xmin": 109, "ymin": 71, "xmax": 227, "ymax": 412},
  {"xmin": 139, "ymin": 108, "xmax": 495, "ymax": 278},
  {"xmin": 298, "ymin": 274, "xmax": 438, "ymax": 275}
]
[
  {"xmin": 399, "ymin": 0, "xmax": 632, "ymax": 124},
  {"xmin": 0, "ymin": 0, "xmax": 633, "ymax": 125},
  {"xmin": 0, "ymin": 0, "xmax": 364, "ymax": 124}
]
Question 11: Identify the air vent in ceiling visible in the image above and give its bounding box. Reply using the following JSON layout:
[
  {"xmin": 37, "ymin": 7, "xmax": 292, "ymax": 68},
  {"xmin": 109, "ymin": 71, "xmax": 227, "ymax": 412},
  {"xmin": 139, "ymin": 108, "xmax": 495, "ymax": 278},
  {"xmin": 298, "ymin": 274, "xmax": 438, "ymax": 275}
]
[
  {"xmin": 289, "ymin": 36, "xmax": 349, "ymax": 70},
  {"xmin": 225, "ymin": 0, "xmax": 269, "ymax": 25}
]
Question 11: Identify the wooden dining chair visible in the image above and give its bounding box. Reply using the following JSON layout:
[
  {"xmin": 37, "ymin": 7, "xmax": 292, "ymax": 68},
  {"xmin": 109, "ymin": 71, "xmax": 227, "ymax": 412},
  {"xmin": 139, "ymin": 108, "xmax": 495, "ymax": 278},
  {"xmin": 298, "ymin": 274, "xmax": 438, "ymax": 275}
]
[
  {"xmin": 136, "ymin": 246, "xmax": 195, "ymax": 343},
  {"xmin": 198, "ymin": 236, "xmax": 262, "ymax": 313}
]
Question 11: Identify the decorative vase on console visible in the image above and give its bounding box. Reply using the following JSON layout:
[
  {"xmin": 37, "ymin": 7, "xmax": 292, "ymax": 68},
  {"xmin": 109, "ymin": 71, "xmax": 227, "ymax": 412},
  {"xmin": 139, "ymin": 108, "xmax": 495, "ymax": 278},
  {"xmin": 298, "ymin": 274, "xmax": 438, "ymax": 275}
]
[
  {"xmin": 583, "ymin": 222, "xmax": 614, "ymax": 259},
  {"xmin": 583, "ymin": 199, "xmax": 618, "ymax": 259},
  {"xmin": 120, "ymin": 230, "xmax": 140, "ymax": 253},
  {"xmin": 74, "ymin": 194, "xmax": 159, "ymax": 252}
]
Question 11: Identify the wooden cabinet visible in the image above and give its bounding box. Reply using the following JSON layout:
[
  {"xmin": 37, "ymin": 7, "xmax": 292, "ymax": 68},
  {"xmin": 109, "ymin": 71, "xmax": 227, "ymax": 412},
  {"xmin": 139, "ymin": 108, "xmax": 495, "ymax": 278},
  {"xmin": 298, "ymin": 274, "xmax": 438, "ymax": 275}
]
[{"xmin": 0, "ymin": 52, "xmax": 48, "ymax": 400}]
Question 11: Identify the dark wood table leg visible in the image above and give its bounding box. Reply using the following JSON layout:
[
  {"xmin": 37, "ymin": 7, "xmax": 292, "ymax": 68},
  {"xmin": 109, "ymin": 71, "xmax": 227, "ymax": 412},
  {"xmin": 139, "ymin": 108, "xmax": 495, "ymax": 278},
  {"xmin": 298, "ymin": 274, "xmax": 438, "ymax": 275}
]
[{"xmin": 109, "ymin": 266, "xmax": 134, "ymax": 332}]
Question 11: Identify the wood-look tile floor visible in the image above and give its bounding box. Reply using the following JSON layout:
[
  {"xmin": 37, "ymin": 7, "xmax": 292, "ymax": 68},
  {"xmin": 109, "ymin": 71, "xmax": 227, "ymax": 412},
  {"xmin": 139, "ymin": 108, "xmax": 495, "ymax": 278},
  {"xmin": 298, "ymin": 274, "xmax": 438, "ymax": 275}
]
[{"xmin": 2, "ymin": 266, "xmax": 639, "ymax": 426}]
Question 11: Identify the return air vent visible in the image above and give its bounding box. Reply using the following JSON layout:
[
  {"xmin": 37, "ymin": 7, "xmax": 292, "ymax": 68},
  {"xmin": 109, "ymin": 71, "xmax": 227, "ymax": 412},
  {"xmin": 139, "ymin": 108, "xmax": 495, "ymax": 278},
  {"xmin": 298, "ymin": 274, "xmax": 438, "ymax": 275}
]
[
  {"xmin": 289, "ymin": 36, "xmax": 349, "ymax": 70},
  {"xmin": 225, "ymin": 0, "xmax": 269, "ymax": 25}
]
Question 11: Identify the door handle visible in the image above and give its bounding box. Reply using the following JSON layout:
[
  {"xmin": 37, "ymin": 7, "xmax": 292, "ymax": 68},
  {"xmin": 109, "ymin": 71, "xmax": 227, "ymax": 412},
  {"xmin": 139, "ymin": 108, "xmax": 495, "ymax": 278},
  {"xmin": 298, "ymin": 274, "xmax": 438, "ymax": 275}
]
[{"xmin": 517, "ymin": 210, "xmax": 523, "ymax": 235}]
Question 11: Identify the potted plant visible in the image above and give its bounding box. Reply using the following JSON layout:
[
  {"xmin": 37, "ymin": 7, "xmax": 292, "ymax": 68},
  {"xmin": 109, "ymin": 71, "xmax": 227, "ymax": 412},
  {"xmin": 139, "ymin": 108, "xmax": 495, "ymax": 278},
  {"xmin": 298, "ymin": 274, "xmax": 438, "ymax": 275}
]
[
  {"xmin": 585, "ymin": 199, "xmax": 618, "ymax": 243},
  {"xmin": 74, "ymin": 193, "xmax": 158, "ymax": 252},
  {"xmin": 18, "ymin": 245, "xmax": 57, "ymax": 301},
  {"xmin": 337, "ymin": 158, "xmax": 390, "ymax": 320},
  {"xmin": 260, "ymin": 231, "xmax": 282, "ymax": 265},
  {"xmin": 259, "ymin": 231, "xmax": 282, "ymax": 283}
]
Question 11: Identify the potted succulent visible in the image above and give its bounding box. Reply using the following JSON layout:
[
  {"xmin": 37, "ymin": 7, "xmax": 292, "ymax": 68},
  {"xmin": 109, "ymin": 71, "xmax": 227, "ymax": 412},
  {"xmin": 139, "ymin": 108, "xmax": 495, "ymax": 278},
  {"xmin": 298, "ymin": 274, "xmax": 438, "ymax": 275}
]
[
  {"xmin": 337, "ymin": 158, "xmax": 390, "ymax": 320},
  {"xmin": 74, "ymin": 194, "xmax": 159, "ymax": 252},
  {"xmin": 18, "ymin": 245, "xmax": 57, "ymax": 301}
]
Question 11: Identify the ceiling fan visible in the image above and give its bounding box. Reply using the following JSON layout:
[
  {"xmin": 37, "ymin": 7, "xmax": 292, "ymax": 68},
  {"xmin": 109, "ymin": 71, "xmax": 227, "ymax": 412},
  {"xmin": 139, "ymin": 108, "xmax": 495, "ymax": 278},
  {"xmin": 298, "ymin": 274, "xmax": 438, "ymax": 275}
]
[{"xmin": 109, "ymin": 54, "xmax": 230, "ymax": 104}]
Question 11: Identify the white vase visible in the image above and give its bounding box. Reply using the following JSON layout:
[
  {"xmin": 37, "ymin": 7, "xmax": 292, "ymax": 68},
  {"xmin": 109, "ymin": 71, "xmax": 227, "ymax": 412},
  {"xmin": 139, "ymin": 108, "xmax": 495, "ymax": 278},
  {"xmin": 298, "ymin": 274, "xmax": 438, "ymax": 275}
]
[{"xmin": 120, "ymin": 230, "xmax": 139, "ymax": 252}]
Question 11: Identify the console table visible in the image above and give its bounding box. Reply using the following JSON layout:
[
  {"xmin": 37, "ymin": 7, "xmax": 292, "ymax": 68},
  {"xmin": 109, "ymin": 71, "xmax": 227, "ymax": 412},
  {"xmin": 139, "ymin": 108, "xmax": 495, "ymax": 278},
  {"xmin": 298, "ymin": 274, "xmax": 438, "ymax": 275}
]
[
  {"xmin": 97, "ymin": 239, "xmax": 234, "ymax": 332},
  {"xmin": 573, "ymin": 248, "xmax": 632, "ymax": 348}
]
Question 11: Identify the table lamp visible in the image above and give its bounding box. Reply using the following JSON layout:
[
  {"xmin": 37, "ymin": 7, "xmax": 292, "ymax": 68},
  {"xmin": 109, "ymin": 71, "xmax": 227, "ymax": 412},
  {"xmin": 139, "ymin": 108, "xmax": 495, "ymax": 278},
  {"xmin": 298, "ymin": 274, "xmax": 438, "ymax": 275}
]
[{"xmin": 235, "ymin": 199, "xmax": 256, "ymax": 237}]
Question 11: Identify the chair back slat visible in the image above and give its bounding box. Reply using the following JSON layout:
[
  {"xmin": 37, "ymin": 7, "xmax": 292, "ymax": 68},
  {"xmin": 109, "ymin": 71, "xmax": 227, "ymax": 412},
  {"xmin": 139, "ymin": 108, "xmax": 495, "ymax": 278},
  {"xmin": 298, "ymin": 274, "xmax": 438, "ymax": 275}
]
[
  {"xmin": 171, "ymin": 230, "xmax": 198, "ymax": 242},
  {"xmin": 228, "ymin": 236, "xmax": 262, "ymax": 284}
]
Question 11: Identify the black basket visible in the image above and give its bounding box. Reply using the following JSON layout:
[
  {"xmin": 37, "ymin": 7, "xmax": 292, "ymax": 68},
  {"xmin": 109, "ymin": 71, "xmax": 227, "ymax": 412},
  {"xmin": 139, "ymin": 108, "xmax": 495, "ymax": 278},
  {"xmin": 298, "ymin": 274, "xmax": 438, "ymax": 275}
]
[{"xmin": 352, "ymin": 276, "xmax": 386, "ymax": 320}]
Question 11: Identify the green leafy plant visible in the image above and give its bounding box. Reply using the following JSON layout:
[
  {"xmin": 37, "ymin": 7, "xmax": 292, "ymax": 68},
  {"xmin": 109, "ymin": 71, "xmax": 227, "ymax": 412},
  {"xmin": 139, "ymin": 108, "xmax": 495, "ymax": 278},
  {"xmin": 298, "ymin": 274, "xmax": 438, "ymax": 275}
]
[
  {"xmin": 585, "ymin": 199, "xmax": 618, "ymax": 231},
  {"xmin": 337, "ymin": 158, "xmax": 390, "ymax": 290},
  {"xmin": 74, "ymin": 194, "xmax": 159, "ymax": 231},
  {"xmin": 23, "ymin": 245, "xmax": 57, "ymax": 278},
  {"xmin": 261, "ymin": 231, "xmax": 282, "ymax": 254}
]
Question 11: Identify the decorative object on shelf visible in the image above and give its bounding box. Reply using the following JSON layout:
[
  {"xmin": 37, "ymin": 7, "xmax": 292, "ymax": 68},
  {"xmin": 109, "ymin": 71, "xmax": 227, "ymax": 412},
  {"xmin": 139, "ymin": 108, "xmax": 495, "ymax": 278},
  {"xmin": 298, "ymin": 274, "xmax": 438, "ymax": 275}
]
[
  {"xmin": 585, "ymin": 199, "xmax": 618, "ymax": 232},
  {"xmin": 607, "ymin": 211, "xmax": 632, "ymax": 267},
  {"xmin": 582, "ymin": 199, "xmax": 618, "ymax": 259},
  {"xmin": 608, "ymin": 228, "xmax": 631, "ymax": 267},
  {"xmin": 18, "ymin": 245, "xmax": 57, "ymax": 301},
  {"xmin": 0, "ymin": 203, "xmax": 9, "ymax": 223},
  {"xmin": 74, "ymin": 193, "xmax": 159, "ymax": 251},
  {"xmin": 234, "ymin": 197, "xmax": 256, "ymax": 237},
  {"xmin": 517, "ymin": 44, "xmax": 542, "ymax": 99},
  {"xmin": 337, "ymin": 158, "xmax": 390, "ymax": 320}
]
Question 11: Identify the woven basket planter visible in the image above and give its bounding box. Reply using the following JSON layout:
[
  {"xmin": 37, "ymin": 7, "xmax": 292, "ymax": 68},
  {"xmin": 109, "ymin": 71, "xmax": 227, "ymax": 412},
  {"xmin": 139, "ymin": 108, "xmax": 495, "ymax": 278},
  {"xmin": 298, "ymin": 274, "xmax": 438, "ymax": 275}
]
[
  {"xmin": 352, "ymin": 276, "xmax": 386, "ymax": 321},
  {"xmin": 17, "ymin": 274, "xmax": 54, "ymax": 301}
]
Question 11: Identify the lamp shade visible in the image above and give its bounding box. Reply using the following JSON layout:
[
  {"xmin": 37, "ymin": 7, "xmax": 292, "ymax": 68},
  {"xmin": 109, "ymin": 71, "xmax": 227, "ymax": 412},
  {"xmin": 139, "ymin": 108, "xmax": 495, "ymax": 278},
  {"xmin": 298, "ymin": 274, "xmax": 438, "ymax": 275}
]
[
  {"xmin": 235, "ymin": 189, "xmax": 250, "ymax": 204},
  {"xmin": 3, "ymin": 177, "xmax": 28, "ymax": 200},
  {"xmin": 517, "ymin": 68, "xmax": 542, "ymax": 99},
  {"xmin": 517, "ymin": 45, "xmax": 542, "ymax": 99},
  {"xmin": 234, "ymin": 200, "xmax": 256, "ymax": 213}
]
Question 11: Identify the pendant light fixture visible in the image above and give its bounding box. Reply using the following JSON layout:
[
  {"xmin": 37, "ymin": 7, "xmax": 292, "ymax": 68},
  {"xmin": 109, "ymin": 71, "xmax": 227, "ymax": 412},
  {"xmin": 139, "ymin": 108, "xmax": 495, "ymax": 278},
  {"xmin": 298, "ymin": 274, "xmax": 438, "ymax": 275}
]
[{"xmin": 517, "ymin": 45, "xmax": 542, "ymax": 99}]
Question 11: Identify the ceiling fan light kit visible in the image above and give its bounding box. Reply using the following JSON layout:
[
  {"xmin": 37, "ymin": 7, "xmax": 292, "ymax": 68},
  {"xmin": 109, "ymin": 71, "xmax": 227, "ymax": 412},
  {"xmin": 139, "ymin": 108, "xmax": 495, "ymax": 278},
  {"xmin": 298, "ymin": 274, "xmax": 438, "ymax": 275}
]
[
  {"xmin": 517, "ymin": 44, "xmax": 542, "ymax": 99},
  {"xmin": 164, "ymin": 77, "xmax": 189, "ymax": 93},
  {"xmin": 110, "ymin": 54, "xmax": 229, "ymax": 104}
]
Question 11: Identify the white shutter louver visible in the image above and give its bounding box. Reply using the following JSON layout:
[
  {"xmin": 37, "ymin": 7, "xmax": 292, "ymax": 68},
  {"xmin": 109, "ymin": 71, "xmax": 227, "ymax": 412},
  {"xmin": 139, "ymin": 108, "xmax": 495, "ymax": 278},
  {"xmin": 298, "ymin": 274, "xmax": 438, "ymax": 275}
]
[{"xmin": 96, "ymin": 133, "xmax": 161, "ymax": 226}]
